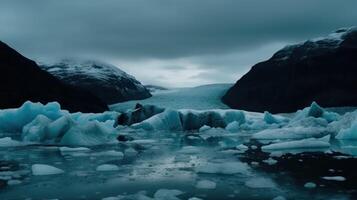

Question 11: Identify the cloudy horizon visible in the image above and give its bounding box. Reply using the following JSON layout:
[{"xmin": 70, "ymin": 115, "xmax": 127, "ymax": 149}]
[{"xmin": 1, "ymin": 0, "xmax": 357, "ymax": 87}]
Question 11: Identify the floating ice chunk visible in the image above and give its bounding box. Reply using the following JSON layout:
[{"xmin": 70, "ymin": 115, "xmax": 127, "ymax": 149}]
[
  {"xmin": 132, "ymin": 109, "xmax": 182, "ymax": 131},
  {"xmin": 96, "ymin": 164, "xmax": 120, "ymax": 171},
  {"xmin": 264, "ymin": 111, "xmax": 279, "ymax": 124},
  {"xmin": 32, "ymin": 164, "xmax": 64, "ymax": 175},
  {"xmin": 245, "ymin": 177, "xmax": 276, "ymax": 188},
  {"xmin": 154, "ymin": 189, "xmax": 183, "ymax": 200},
  {"xmin": 336, "ymin": 119, "xmax": 357, "ymax": 140},
  {"xmin": 93, "ymin": 150, "xmax": 124, "ymax": 158},
  {"xmin": 0, "ymin": 101, "xmax": 66, "ymax": 133},
  {"xmin": 304, "ymin": 182, "xmax": 317, "ymax": 188},
  {"xmin": 322, "ymin": 176, "xmax": 346, "ymax": 181},
  {"xmin": 7, "ymin": 179, "xmax": 22, "ymax": 185},
  {"xmin": 22, "ymin": 115, "xmax": 52, "ymax": 142},
  {"xmin": 261, "ymin": 137, "xmax": 330, "ymax": 151},
  {"xmin": 263, "ymin": 158, "xmax": 278, "ymax": 165},
  {"xmin": 124, "ymin": 148, "xmax": 138, "ymax": 157},
  {"xmin": 253, "ymin": 127, "xmax": 327, "ymax": 140},
  {"xmin": 199, "ymin": 125, "xmax": 211, "ymax": 132},
  {"xmin": 196, "ymin": 180, "xmax": 217, "ymax": 189},
  {"xmin": 308, "ymin": 102, "xmax": 324, "ymax": 118},
  {"xmin": 59, "ymin": 146, "xmax": 91, "ymax": 152},
  {"xmin": 188, "ymin": 198, "xmax": 203, "ymax": 200},
  {"xmin": 0, "ymin": 137, "xmax": 23, "ymax": 147},
  {"xmin": 196, "ymin": 161, "xmax": 250, "ymax": 175},
  {"xmin": 132, "ymin": 109, "xmax": 245, "ymax": 131},
  {"xmin": 294, "ymin": 102, "xmax": 339, "ymax": 123},
  {"xmin": 225, "ymin": 121, "xmax": 240, "ymax": 132},
  {"xmin": 60, "ymin": 120, "xmax": 117, "ymax": 146},
  {"xmin": 236, "ymin": 144, "xmax": 249, "ymax": 152},
  {"xmin": 178, "ymin": 146, "xmax": 201, "ymax": 154}
]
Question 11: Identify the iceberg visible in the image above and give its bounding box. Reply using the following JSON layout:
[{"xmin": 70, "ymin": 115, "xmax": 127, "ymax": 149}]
[
  {"xmin": 0, "ymin": 101, "xmax": 65, "ymax": 133},
  {"xmin": 132, "ymin": 109, "xmax": 245, "ymax": 131},
  {"xmin": 336, "ymin": 119, "xmax": 357, "ymax": 140},
  {"xmin": 0, "ymin": 101, "xmax": 120, "ymax": 146}
]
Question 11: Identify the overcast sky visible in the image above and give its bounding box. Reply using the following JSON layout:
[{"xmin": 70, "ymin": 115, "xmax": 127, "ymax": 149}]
[{"xmin": 1, "ymin": 0, "xmax": 357, "ymax": 87}]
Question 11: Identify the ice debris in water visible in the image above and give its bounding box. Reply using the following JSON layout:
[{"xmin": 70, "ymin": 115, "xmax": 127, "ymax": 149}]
[
  {"xmin": 261, "ymin": 136, "xmax": 330, "ymax": 151},
  {"xmin": 154, "ymin": 189, "xmax": 184, "ymax": 200},
  {"xmin": 322, "ymin": 176, "xmax": 346, "ymax": 181},
  {"xmin": 195, "ymin": 180, "xmax": 217, "ymax": 189},
  {"xmin": 96, "ymin": 164, "xmax": 120, "ymax": 171},
  {"xmin": 59, "ymin": 146, "xmax": 91, "ymax": 152},
  {"xmin": 304, "ymin": 182, "xmax": 317, "ymax": 188},
  {"xmin": 31, "ymin": 164, "xmax": 64, "ymax": 175}
]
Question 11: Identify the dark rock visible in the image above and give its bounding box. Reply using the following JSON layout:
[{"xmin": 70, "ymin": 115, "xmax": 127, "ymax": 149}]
[
  {"xmin": 40, "ymin": 60, "xmax": 152, "ymax": 104},
  {"xmin": 223, "ymin": 27, "xmax": 357, "ymax": 113},
  {"xmin": 0, "ymin": 41, "xmax": 108, "ymax": 113},
  {"xmin": 117, "ymin": 134, "xmax": 134, "ymax": 142}
]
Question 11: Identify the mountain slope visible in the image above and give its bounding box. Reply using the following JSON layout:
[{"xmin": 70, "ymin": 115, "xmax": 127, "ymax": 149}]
[
  {"xmin": 0, "ymin": 41, "xmax": 108, "ymax": 113},
  {"xmin": 223, "ymin": 27, "xmax": 357, "ymax": 113},
  {"xmin": 40, "ymin": 60, "xmax": 151, "ymax": 104}
]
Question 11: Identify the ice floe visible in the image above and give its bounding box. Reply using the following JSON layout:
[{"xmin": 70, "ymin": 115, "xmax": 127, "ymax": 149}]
[
  {"xmin": 31, "ymin": 164, "xmax": 64, "ymax": 175},
  {"xmin": 96, "ymin": 164, "xmax": 120, "ymax": 171}
]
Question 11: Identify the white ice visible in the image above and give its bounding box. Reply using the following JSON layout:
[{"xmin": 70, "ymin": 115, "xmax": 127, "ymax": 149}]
[{"xmin": 31, "ymin": 164, "xmax": 64, "ymax": 176}]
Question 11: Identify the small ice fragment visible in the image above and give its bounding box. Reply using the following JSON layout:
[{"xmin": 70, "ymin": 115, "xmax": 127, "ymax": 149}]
[
  {"xmin": 263, "ymin": 158, "xmax": 278, "ymax": 165},
  {"xmin": 154, "ymin": 189, "xmax": 183, "ymax": 200},
  {"xmin": 199, "ymin": 125, "xmax": 211, "ymax": 132},
  {"xmin": 7, "ymin": 179, "xmax": 22, "ymax": 185},
  {"xmin": 272, "ymin": 196, "xmax": 286, "ymax": 200},
  {"xmin": 245, "ymin": 177, "xmax": 276, "ymax": 188},
  {"xmin": 304, "ymin": 182, "xmax": 317, "ymax": 188},
  {"xmin": 322, "ymin": 176, "xmax": 346, "ymax": 181},
  {"xmin": 236, "ymin": 144, "xmax": 248, "ymax": 152},
  {"xmin": 196, "ymin": 180, "xmax": 217, "ymax": 189},
  {"xmin": 179, "ymin": 146, "xmax": 200, "ymax": 154},
  {"xmin": 124, "ymin": 148, "xmax": 138, "ymax": 157},
  {"xmin": 59, "ymin": 147, "xmax": 91, "ymax": 152},
  {"xmin": 96, "ymin": 164, "xmax": 119, "ymax": 171},
  {"xmin": 93, "ymin": 150, "xmax": 124, "ymax": 158},
  {"xmin": 32, "ymin": 164, "xmax": 64, "ymax": 175}
]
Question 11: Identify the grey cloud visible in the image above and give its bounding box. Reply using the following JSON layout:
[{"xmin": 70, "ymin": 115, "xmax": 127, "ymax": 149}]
[
  {"xmin": 1, "ymin": 0, "xmax": 356, "ymax": 60},
  {"xmin": 1, "ymin": 0, "xmax": 356, "ymax": 86}
]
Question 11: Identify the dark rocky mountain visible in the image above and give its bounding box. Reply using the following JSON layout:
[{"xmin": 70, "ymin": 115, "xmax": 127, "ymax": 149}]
[
  {"xmin": 40, "ymin": 60, "xmax": 151, "ymax": 105},
  {"xmin": 223, "ymin": 27, "xmax": 357, "ymax": 113},
  {"xmin": 0, "ymin": 41, "xmax": 108, "ymax": 113}
]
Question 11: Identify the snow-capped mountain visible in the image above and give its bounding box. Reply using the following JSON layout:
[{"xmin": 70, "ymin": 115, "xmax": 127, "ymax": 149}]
[
  {"xmin": 223, "ymin": 27, "xmax": 357, "ymax": 113},
  {"xmin": 40, "ymin": 59, "xmax": 152, "ymax": 104},
  {"xmin": 0, "ymin": 41, "xmax": 108, "ymax": 113}
]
